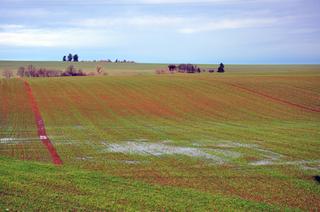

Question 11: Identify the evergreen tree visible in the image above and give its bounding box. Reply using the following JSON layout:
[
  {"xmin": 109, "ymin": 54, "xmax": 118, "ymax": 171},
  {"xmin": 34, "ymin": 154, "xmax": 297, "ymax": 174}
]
[
  {"xmin": 217, "ymin": 63, "xmax": 225, "ymax": 73},
  {"xmin": 67, "ymin": 53, "xmax": 73, "ymax": 62},
  {"xmin": 73, "ymin": 54, "xmax": 79, "ymax": 62}
]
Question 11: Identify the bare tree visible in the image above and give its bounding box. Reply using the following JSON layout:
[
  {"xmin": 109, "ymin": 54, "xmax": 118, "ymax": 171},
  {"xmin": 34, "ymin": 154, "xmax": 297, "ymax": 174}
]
[
  {"xmin": 168, "ymin": 64, "xmax": 176, "ymax": 72},
  {"xmin": 17, "ymin": 66, "xmax": 26, "ymax": 77},
  {"xmin": 96, "ymin": 66, "xmax": 103, "ymax": 75},
  {"xmin": 62, "ymin": 65, "xmax": 86, "ymax": 76},
  {"xmin": 177, "ymin": 64, "xmax": 198, "ymax": 73},
  {"xmin": 2, "ymin": 69, "xmax": 13, "ymax": 79},
  {"xmin": 16, "ymin": 64, "xmax": 87, "ymax": 78}
]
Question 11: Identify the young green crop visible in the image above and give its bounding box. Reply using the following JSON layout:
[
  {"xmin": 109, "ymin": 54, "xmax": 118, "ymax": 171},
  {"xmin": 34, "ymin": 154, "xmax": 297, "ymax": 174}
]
[{"xmin": 1, "ymin": 65, "xmax": 320, "ymax": 210}]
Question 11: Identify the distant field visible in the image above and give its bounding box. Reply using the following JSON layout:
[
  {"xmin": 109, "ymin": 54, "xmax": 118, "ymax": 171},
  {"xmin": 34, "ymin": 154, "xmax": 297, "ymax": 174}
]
[
  {"xmin": 1, "ymin": 63, "xmax": 320, "ymax": 210},
  {"xmin": 0, "ymin": 61, "xmax": 167, "ymax": 76},
  {"xmin": 1, "ymin": 60, "xmax": 320, "ymax": 76}
]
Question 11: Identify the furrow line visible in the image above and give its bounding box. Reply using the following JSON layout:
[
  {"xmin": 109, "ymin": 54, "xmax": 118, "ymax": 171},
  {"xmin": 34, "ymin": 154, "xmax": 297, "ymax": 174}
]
[{"xmin": 23, "ymin": 79, "xmax": 63, "ymax": 165}]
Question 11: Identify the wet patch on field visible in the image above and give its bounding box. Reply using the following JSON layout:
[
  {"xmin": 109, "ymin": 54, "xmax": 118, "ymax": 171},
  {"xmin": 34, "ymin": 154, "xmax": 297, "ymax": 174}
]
[
  {"xmin": 106, "ymin": 142, "xmax": 225, "ymax": 164},
  {"xmin": 53, "ymin": 141, "xmax": 81, "ymax": 145},
  {"xmin": 301, "ymin": 164, "xmax": 320, "ymax": 171},
  {"xmin": 0, "ymin": 137, "xmax": 40, "ymax": 144},
  {"xmin": 73, "ymin": 125, "xmax": 85, "ymax": 129},
  {"xmin": 122, "ymin": 160, "xmax": 141, "ymax": 164},
  {"xmin": 215, "ymin": 141, "xmax": 258, "ymax": 148},
  {"xmin": 75, "ymin": 156, "xmax": 94, "ymax": 161}
]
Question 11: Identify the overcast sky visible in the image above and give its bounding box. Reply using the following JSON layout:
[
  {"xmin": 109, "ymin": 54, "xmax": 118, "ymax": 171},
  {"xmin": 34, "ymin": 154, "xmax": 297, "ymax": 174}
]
[{"xmin": 0, "ymin": 0, "xmax": 319, "ymax": 63}]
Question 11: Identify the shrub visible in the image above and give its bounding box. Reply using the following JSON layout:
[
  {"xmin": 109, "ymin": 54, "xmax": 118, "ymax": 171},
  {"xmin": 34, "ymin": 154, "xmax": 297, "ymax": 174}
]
[
  {"xmin": 62, "ymin": 65, "xmax": 86, "ymax": 76},
  {"xmin": 2, "ymin": 69, "xmax": 13, "ymax": 79}
]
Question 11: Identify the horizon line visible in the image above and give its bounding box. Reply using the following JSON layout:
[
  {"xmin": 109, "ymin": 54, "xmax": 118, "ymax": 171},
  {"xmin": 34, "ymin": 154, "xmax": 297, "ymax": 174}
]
[{"xmin": 0, "ymin": 60, "xmax": 320, "ymax": 65}]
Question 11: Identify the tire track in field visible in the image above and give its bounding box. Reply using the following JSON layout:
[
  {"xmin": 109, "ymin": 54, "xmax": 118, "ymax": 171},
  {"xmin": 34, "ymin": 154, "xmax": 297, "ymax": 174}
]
[
  {"xmin": 23, "ymin": 80, "xmax": 63, "ymax": 165},
  {"xmin": 226, "ymin": 82, "xmax": 320, "ymax": 113}
]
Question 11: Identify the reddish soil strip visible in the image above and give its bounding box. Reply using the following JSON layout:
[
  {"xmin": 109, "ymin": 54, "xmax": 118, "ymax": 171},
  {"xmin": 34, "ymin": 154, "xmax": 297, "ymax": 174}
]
[
  {"xmin": 23, "ymin": 80, "xmax": 63, "ymax": 165},
  {"xmin": 1, "ymin": 93, "xmax": 8, "ymax": 126},
  {"xmin": 227, "ymin": 82, "xmax": 320, "ymax": 113}
]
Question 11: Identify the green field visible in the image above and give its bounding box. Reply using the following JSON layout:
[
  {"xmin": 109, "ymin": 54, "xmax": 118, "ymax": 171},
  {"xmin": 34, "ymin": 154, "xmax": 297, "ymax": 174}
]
[{"xmin": 1, "ymin": 61, "xmax": 320, "ymax": 210}]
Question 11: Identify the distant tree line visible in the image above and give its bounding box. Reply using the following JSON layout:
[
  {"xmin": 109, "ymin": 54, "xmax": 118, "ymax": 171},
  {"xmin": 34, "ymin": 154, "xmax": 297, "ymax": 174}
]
[
  {"xmin": 13, "ymin": 64, "xmax": 108, "ymax": 78},
  {"xmin": 60, "ymin": 53, "xmax": 136, "ymax": 63},
  {"xmin": 61, "ymin": 53, "xmax": 136, "ymax": 63},
  {"xmin": 63, "ymin": 53, "xmax": 79, "ymax": 62},
  {"xmin": 166, "ymin": 63, "xmax": 225, "ymax": 74},
  {"xmin": 81, "ymin": 59, "xmax": 135, "ymax": 63},
  {"xmin": 113, "ymin": 59, "xmax": 135, "ymax": 63},
  {"xmin": 16, "ymin": 65, "xmax": 86, "ymax": 77}
]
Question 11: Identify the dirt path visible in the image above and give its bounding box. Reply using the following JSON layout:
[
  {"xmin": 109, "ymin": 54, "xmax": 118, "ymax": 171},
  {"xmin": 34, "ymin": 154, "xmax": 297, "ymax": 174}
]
[{"xmin": 23, "ymin": 80, "xmax": 63, "ymax": 165}]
